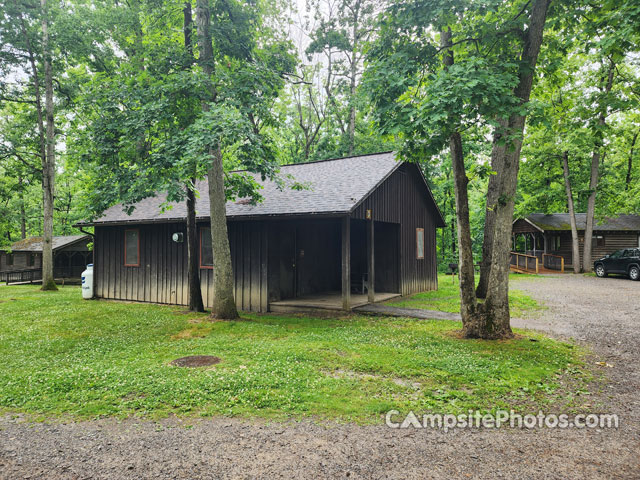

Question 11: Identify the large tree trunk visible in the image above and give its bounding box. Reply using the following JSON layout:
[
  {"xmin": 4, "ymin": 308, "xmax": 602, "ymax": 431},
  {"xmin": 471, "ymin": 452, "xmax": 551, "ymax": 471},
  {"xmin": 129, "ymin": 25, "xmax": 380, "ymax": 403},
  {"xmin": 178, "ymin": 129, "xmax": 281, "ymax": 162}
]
[
  {"xmin": 561, "ymin": 151, "xmax": 581, "ymax": 273},
  {"xmin": 183, "ymin": 2, "xmax": 204, "ymax": 312},
  {"xmin": 476, "ymin": 123, "xmax": 503, "ymax": 299},
  {"xmin": 41, "ymin": 0, "xmax": 57, "ymax": 291},
  {"xmin": 583, "ymin": 62, "xmax": 614, "ymax": 272},
  {"xmin": 473, "ymin": 0, "xmax": 550, "ymax": 338},
  {"xmin": 195, "ymin": 0, "xmax": 238, "ymax": 319},
  {"xmin": 441, "ymin": 29, "xmax": 478, "ymax": 332}
]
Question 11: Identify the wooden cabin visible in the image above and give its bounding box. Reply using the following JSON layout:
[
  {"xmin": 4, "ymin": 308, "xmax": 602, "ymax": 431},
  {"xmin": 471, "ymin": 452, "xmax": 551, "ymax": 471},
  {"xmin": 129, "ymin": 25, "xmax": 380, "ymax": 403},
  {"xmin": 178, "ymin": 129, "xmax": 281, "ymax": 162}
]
[
  {"xmin": 81, "ymin": 152, "xmax": 445, "ymax": 312},
  {"xmin": 0, "ymin": 235, "xmax": 93, "ymax": 282},
  {"xmin": 512, "ymin": 213, "xmax": 640, "ymax": 269}
]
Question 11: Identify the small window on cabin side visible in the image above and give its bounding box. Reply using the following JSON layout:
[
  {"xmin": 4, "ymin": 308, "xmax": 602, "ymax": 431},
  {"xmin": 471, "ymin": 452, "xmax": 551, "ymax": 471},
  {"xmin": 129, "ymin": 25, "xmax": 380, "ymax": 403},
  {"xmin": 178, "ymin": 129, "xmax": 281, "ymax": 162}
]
[
  {"xmin": 592, "ymin": 235, "xmax": 605, "ymax": 248},
  {"xmin": 416, "ymin": 228, "xmax": 425, "ymax": 259},
  {"xmin": 27, "ymin": 253, "xmax": 35, "ymax": 267},
  {"xmin": 200, "ymin": 227, "xmax": 213, "ymax": 268},
  {"xmin": 124, "ymin": 229, "xmax": 140, "ymax": 266},
  {"xmin": 6, "ymin": 253, "xmax": 13, "ymax": 266},
  {"xmin": 551, "ymin": 236, "xmax": 561, "ymax": 251}
]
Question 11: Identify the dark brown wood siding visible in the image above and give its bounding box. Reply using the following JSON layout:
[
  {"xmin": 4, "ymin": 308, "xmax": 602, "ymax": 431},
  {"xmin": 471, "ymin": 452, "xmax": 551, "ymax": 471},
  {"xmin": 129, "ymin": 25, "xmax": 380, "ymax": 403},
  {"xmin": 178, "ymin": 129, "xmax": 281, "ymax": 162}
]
[
  {"xmin": 93, "ymin": 163, "xmax": 442, "ymax": 309},
  {"xmin": 548, "ymin": 231, "xmax": 640, "ymax": 267},
  {"xmin": 0, "ymin": 252, "xmax": 41, "ymax": 271},
  {"xmin": 94, "ymin": 221, "xmax": 268, "ymax": 312},
  {"xmin": 352, "ymin": 163, "xmax": 439, "ymax": 295}
]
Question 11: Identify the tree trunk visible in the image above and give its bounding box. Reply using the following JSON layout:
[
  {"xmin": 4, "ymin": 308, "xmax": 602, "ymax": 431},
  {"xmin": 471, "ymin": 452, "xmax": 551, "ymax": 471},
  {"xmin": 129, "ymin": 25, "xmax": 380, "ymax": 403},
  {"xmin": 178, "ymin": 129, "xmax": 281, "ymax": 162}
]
[
  {"xmin": 183, "ymin": 2, "xmax": 204, "ymax": 312},
  {"xmin": 347, "ymin": 7, "xmax": 358, "ymax": 155},
  {"xmin": 195, "ymin": 0, "xmax": 238, "ymax": 319},
  {"xmin": 561, "ymin": 151, "xmax": 581, "ymax": 273},
  {"xmin": 19, "ymin": 176, "xmax": 26, "ymax": 239},
  {"xmin": 475, "ymin": 0, "xmax": 550, "ymax": 338},
  {"xmin": 441, "ymin": 29, "xmax": 478, "ymax": 332},
  {"xmin": 41, "ymin": 0, "xmax": 57, "ymax": 291},
  {"xmin": 583, "ymin": 62, "xmax": 614, "ymax": 272},
  {"xmin": 625, "ymin": 129, "xmax": 638, "ymax": 190},
  {"xmin": 475, "ymin": 119, "xmax": 506, "ymax": 299},
  {"xmin": 186, "ymin": 180, "xmax": 205, "ymax": 312}
]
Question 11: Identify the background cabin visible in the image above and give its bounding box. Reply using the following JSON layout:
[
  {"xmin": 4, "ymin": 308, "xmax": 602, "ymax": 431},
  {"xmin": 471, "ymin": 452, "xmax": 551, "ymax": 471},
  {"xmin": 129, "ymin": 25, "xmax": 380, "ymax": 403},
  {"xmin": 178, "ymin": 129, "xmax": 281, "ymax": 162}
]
[
  {"xmin": 512, "ymin": 213, "xmax": 640, "ymax": 269},
  {"xmin": 81, "ymin": 152, "xmax": 445, "ymax": 312},
  {"xmin": 0, "ymin": 235, "xmax": 93, "ymax": 283}
]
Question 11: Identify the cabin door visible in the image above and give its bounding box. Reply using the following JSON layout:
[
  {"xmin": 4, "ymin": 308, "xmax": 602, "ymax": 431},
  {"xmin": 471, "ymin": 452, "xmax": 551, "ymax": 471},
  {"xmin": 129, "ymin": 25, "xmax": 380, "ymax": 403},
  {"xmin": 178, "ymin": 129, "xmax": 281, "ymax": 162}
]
[{"xmin": 278, "ymin": 224, "xmax": 297, "ymax": 299}]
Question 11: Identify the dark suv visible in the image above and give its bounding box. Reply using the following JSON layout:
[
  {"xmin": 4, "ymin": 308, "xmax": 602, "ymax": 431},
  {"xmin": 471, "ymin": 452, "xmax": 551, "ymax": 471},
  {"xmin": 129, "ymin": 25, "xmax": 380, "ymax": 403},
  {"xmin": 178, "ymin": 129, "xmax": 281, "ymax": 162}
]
[{"xmin": 594, "ymin": 248, "xmax": 640, "ymax": 281}]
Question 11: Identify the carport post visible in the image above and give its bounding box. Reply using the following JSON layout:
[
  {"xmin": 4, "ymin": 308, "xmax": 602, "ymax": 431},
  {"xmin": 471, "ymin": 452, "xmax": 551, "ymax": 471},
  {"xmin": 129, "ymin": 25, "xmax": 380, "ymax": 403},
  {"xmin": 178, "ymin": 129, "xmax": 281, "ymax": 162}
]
[
  {"xmin": 367, "ymin": 216, "xmax": 375, "ymax": 303},
  {"xmin": 342, "ymin": 216, "xmax": 351, "ymax": 311}
]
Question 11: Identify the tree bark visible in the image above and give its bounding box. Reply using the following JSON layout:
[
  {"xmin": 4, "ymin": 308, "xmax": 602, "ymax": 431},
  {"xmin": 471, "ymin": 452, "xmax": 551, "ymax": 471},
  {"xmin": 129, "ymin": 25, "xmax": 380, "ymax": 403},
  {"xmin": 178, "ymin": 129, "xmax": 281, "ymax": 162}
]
[
  {"xmin": 475, "ymin": 0, "xmax": 550, "ymax": 338},
  {"xmin": 347, "ymin": 1, "xmax": 359, "ymax": 155},
  {"xmin": 475, "ymin": 119, "xmax": 506, "ymax": 299},
  {"xmin": 625, "ymin": 129, "xmax": 638, "ymax": 190},
  {"xmin": 19, "ymin": 176, "xmax": 26, "ymax": 239},
  {"xmin": 583, "ymin": 61, "xmax": 614, "ymax": 272},
  {"xmin": 186, "ymin": 180, "xmax": 205, "ymax": 312},
  {"xmin": 441, "ymin": 29, "xmax": 478, "ymax": 332},
  {"xmin": 40, "ymin": 0, "xmax": 57, "ymax": 291},
  {"xmin": 195, "ymin": 0, "xmax": 238, "ymax": 319},
  {"xmin": 561, "ymin": 151, "xmax": 581, "ymax": 273},
  {"xmin": 183, "ymin": 2, "xmax": 204, "ymax": 312}
]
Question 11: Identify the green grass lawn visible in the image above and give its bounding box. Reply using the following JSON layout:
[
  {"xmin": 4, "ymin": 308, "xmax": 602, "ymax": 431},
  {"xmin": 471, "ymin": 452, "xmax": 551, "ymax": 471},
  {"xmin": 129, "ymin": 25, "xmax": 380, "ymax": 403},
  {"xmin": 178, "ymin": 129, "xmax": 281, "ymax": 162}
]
[
  {"xmin": 385, "ymin": 273, "xmax": 542, "ymax": 316},
  {"xmin": 0, "ymin": 285, "xmax": 584, "ymax": 423}
]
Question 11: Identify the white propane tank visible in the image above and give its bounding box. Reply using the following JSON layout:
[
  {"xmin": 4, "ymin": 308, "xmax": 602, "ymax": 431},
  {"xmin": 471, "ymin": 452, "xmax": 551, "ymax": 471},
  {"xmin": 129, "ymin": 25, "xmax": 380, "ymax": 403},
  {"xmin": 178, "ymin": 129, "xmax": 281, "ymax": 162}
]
[{"xmin": 81, "ymin": 264, "xmax": 94, "ymax": 299}]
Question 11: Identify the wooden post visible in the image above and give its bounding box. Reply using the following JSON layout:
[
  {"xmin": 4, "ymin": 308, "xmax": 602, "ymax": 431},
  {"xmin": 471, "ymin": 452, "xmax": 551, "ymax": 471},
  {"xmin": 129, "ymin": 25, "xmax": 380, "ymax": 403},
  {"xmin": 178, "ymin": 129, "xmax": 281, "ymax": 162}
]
[
  {"xmin": 342, "ymin": 216, "xmax": 351, "ymax": 311},
  {"xmin": 367, "ymin": 217, "xmax": 375, "ymax": 303}
]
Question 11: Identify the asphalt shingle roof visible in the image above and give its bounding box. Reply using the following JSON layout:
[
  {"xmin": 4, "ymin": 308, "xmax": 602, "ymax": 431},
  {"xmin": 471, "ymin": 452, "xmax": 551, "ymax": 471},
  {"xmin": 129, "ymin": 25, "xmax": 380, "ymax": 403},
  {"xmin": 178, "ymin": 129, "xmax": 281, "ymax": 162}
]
[
  {"xmin": 10, "ymin": 235, "xmax": 90, "ymax": 252},
  {"xmin": 87, "ymin": 152, "xmax": 438, "ymax": 225},
  {"xmin": 526, "ymin": 213, "xmax": 640, "ymax": 232}
]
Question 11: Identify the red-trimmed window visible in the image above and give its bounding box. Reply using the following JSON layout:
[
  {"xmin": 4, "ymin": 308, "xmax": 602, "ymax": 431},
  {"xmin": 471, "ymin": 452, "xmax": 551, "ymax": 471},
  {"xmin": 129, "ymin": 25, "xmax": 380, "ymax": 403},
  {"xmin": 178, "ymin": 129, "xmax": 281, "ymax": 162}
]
[
  {"xmin": 124, "ymin": 229, "xmax": 140, "ymax": 267},
  {"xmin": 416, "ymin": 228, "xmax": 425, "ymax": 259},
  {"xmin": 200, "ymin": 227, "xmax": 213, "ymax": 269}
]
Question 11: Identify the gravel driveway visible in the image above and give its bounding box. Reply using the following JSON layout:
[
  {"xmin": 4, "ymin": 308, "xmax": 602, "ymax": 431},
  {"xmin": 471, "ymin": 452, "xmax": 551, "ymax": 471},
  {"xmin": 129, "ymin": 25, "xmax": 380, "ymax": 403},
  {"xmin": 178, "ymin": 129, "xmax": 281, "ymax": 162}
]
[{"xmin": 1, "ymin": 274, "xmax": 639, "ymax": 479}]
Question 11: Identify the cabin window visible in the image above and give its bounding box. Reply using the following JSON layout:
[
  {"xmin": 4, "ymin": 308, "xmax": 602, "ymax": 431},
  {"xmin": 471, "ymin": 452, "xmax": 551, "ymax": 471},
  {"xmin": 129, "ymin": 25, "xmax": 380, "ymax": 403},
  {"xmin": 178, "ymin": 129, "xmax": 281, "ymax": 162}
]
[
  {"xmin": 550, "ymin": 236, "xmax": 561, "ymax": 251},
  {"xmin": 27, "ymin": 253, "xmax": 35, "ymax": 267},
  {"xmin": 124, "ymin": 229, "xmax": 140, "ymax": 266},
  {"xmin": 592, "ymin": 235, "xmax": 605, "ymax": 248},
  {"xmin": 200, "ymin": 227, "xmax": 214, "ymax": 269},
  {"xmin": 416, "ymin": 228, "xmax": 425, "ymax": 259},
  {"xmin": 6, "ymin": 253, "xmax": 13, "ymax": 266}
]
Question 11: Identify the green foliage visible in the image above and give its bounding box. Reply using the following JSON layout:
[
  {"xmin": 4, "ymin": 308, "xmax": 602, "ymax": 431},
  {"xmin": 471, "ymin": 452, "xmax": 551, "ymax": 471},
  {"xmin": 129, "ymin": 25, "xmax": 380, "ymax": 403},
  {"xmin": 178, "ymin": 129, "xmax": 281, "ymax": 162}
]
[{"xmin": 0, "ymin": 285, "xmax": 585, "ymax": 421}]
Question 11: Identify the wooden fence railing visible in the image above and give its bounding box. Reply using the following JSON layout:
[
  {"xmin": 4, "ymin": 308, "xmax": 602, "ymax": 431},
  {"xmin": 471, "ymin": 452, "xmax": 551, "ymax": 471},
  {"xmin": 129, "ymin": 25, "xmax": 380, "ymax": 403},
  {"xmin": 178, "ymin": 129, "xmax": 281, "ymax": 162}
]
[
  {"xmin": 0, "ymin": 266, "xmax": 84, "ymax": 285},
  {"xmin": 510, "ymin": 252, "xmax": 539, "ymax": 273},
  {"xmin": 542, "ymin": 253, "xmax": 565, "ymax": 273},
  {"xmin": 0, "ymin": 269, "xmax": 43, "ymax": 285}
]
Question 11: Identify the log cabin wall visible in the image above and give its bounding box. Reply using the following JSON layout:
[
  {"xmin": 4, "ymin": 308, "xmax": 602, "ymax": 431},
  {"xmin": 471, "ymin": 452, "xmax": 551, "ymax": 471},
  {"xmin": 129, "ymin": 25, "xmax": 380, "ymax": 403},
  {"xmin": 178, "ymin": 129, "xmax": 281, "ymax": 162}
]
[
  {"xmin": 352, "ymin": 163, "xmax": 439, "ymax": 295},
  {"xmin": 94, "ymin": 221, "xmax": 268, "ymax": 312}
]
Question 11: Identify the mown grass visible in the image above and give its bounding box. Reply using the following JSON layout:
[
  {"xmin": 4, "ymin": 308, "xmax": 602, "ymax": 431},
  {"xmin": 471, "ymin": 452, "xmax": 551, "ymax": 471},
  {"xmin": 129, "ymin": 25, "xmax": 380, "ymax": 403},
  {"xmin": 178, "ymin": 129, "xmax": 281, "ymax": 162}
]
[
  {"xmin": 385, "ymin": 273, "xmax": 543, "ymax": 317},
  {"xmin": 0, "ymin": 285, "xmax": 584, "ymax": 423}
]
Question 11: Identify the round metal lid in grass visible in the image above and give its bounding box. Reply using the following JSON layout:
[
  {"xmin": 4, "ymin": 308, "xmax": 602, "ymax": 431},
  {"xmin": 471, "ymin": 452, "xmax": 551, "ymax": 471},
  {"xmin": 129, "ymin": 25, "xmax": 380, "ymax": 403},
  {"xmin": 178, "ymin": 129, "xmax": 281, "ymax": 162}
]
[{"xmin": 170, "ymin": 355, "xmax": 221, "ymax": 367}]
